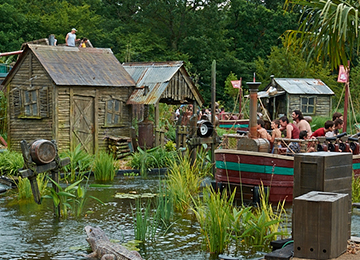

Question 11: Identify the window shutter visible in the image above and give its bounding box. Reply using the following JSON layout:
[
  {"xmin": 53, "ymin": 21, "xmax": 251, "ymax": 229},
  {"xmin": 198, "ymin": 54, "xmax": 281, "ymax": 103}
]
[
  {"xmin": 13, "ymin": 88, "xmax": 21, "ymax": 117},
  {"xmin": 39, "ymin": 87, "xmax": 49, "ymax": 118}
]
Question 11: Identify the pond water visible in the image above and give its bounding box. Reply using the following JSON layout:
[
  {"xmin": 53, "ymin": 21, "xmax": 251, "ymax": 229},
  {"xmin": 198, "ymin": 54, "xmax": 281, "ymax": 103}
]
[{"xmin": 0, "ymin": 175, "xmax": 360, "ymax": 260}]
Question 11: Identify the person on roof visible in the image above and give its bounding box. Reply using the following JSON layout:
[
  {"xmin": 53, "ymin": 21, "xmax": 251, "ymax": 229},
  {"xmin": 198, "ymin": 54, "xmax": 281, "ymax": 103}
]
[{"xmin": 65, "ymin": 28, "xmax": 80, "ymax": 47}]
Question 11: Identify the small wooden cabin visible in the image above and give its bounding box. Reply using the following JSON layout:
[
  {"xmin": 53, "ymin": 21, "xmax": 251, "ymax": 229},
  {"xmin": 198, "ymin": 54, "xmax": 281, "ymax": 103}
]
[
  {"xmin": 2, "ymin": 44, "xmax": 136, "ymax": 153},
  {"xmin": 259, "ymin": 77, "xmax": 334, "ymax": 120}
]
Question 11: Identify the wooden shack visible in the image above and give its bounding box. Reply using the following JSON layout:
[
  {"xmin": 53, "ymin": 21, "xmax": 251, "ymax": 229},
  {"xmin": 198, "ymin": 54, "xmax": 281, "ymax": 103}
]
[
  {"xmin": 123, "ymin": 61, "xmax": 204, "ymax": 147},
  {"xmin": 1, "ymin": 44, "xmax": 136, "ymax": 153},
  {"xmin": 259, "ymin": 76, "xmax": 334, "ymax": 120}
]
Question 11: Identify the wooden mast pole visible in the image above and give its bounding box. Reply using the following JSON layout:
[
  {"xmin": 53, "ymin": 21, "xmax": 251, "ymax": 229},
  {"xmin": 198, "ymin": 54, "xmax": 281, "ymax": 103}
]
[
  {"xmin": 211, "ymin": 60, "xmax": 216, "ymax": 176},
  {"xmin": 343, "ymin": 61, "xmax": 350, "ymax": 133}
]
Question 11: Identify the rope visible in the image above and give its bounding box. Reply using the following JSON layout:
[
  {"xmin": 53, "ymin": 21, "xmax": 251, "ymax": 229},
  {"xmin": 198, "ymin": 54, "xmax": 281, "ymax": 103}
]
[
  {"xmin": 349, "ymin": 88, "xmax": 358, "ymax": 125},
  {"xmin": 335, "ymin": 85, "xmax": 345, "ymax": 112},
  {"xmin": 258, "ymin": 97, "xmax": 271, "ymax": 122}
]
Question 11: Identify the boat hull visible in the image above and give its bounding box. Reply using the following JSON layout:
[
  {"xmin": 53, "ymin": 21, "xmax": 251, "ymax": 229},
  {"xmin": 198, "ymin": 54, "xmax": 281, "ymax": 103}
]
[
  {"xmin": 215, "ymin": 150, "xmax": 360, "ymax": 203},
  {"xmin": 218, "ymin": 119, "xmax": 249, "ymax": 131}
]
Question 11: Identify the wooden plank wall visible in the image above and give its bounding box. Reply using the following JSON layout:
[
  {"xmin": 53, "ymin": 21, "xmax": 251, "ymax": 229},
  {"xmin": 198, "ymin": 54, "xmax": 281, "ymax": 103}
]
[
  {"xmin": 8, "ymin": 53, "xmax": 53, "ymax": 152},
  {"xmin": 162, "ymin": 71, "xmax": 195, "ymax": 101},
  {"xmin": 57, "ymin": 87, "xmax": 71, "ymax": 152},
  {"xmin": 97, "ymin": 87, "xmax": 133, "ymax": 151},
  {"xmin": 289, "ymin": 95, "xmax": 331, "ymax": 118}
]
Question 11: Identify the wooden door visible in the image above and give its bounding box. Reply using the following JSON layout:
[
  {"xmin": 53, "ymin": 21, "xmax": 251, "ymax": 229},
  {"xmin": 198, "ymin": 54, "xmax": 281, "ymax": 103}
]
[{"xmin": 71, "ymin": 95, "xmax": 95, "ymax": 154}]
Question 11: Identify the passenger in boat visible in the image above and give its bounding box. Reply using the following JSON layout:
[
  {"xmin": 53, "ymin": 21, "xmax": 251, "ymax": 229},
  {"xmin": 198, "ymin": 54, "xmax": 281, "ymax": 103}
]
[
  {"xmin": 325, "ymin": 118, "xmax": 344, "ymax": 137},
  {"xmin": 332, "ymin": 112, "xmax": 343, "ymax": 121},
  {"xmin": 219, "ymin": 107, "xmax": 228, "ymax": 120},
  {"xmin": 257, "ymin": 119, "xmax": 270, "ymax": 139},
  {"xmin": 269, "ymin": 119, "xmax": 282, "ymax": 153},
  {"xmin": 292, "ymin": 110, "xmax": 312, "ymax": 137},
  {"xmin": 299, "ymin": 130, "xmax": 316, "ymax": 152},
  {"xmin": 279, "ymin": 116, "xmax": 300, "ymax": 139},
  {"xmin": 311, "ymin": 120, "xmax": 334, "ymax": 138}
]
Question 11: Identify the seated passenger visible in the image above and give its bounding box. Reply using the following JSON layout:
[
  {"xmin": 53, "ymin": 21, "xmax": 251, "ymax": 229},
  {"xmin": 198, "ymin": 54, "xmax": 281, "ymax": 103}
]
[
  {"xmin": 311, "ymin": 120, "xmax": 334, "ymax": 138},
  {"xmin": 257, "ymin": 119, "xmax": 271, "ymax": 139}
]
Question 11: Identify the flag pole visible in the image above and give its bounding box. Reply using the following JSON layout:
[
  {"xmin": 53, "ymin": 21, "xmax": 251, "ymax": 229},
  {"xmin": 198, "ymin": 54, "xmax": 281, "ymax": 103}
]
[{"xmin": 343, "ymin": 61, "xmax": 350, "ymax": 133}]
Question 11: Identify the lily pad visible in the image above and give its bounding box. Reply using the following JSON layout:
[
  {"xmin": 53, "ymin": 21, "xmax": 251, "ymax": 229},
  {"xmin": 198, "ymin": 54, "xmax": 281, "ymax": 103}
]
[{"xmin": 114, "ymin": 192, "xmax": 157, "ymax": 199}]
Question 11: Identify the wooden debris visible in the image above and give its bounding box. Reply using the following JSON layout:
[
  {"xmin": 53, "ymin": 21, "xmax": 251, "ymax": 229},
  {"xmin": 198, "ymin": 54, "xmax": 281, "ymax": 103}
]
[{"xmin": 105, "ymin": 136, "xmax": 134, "ymax": 159}]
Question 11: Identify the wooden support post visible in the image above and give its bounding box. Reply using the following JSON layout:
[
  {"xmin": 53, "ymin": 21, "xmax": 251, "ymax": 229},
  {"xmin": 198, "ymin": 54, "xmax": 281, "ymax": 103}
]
[
  {"xmin": 155, "ymin": 101, "xmax": 160, "ymax": 147},
  {"xmin": 211, "ymin": 60, "xmax": 216, "ymax": 176}
]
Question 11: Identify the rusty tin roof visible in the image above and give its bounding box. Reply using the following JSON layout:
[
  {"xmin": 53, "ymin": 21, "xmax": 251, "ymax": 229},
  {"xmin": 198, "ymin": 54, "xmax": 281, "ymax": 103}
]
[
  {"xmin": 270, "ymin": 78, "xmax": 334, "ymax": 95},
  {"xmin": 123, "ymin": 61, "xmax": 203, "ymax": 106},
  {"xmin": 3, "ymin": 44, "xmax": 135, "ymax": 87}
]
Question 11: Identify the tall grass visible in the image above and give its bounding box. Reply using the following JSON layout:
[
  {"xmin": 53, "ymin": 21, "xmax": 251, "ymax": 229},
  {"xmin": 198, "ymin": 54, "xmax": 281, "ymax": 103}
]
[
  {"xmin": 352, "ymin": 173, "xmax": 360, "ymax": 203},
  {"xmin": 0, "ymin": 150, "xmax": 24, "ymax": 176},
  {"xmin": 15, "ymin": 173, "xmax": 48, "ymax": 201},
  {"xmin": 234, "ymin": 184, "xmax": 289, "ymax": 251},
  {"xmin": 133, "ymin": 199, "xmax": 152, "ymax": 241},
  {"xmin": 128, "ymin": 146, "xmax": 178, "ymax": 177},
  {"xmin": 60, "ymin": 144, "xmax": 93, "ymax": 182},
  {"xmin": 92, "ymin": 151, "xmax": 116, "ymax": 182},
  {"xmin": 191, "ymin": 186, "xmax": 236, "ymax": 254},
  {"xmin": 154, "ymin": 182, "xmax": 174, "ymax": 229},
  {"xmin": 166, "ymin": 152, "xmax": 208, "ymax": 212}
]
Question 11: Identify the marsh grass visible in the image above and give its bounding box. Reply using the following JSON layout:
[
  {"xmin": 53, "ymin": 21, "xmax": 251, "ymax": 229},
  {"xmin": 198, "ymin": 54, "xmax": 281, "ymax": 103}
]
[
  {"xmin": 92, "ymin": 151, "xmax": 116, "ymax": 182},
  {"xmin": 133, "ymin": 199, "xmax": 152, "ymax": 241},
  {"xmin": 128, "ymin": 146, "xmax": 178, "ymax": 177},
  {"xmin": 155, "ymin": 182, "xmax": 174, "ymax": 229},
  {"xmin": 352, "ymin": 173, "xmax": 360, "ymax": 203},
  {"xmin": 60, "ymin": 144, "xmax": 93, "ymax": 182},
  {"xmin": 44, "ymin": 177, "xmax": 104, "ymax": 219},
  {"xmin": 191, "ymin": 186, "xmax": 236, "ymax": 254},
  {"xmin": 236, "ymin": 183, "xmax": 289, "ymax": 250},
  {"xmin": 15, "ymin": 173, "xmax": 48, "ymax": 201},
  {"xmin": 166, "ymin": 152, "xmax": 207, "ymax": 212},
  {"xmin": 0, "ymin": 150, "xmax": 24, "ymax": 176}
]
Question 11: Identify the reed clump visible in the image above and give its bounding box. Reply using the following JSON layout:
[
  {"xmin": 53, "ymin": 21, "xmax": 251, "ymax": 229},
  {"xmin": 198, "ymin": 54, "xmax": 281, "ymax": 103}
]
[
  {"xmin": 352, "ymin": 173, "xmax": 360, "ymax": 203},
  {"xmin": 166, "ymin": 152, "xmax": 210, "ymax": 212},
  {"xmin": 92, "ymin": 151, "xmax": 116, "ymax": 182},
  {"xmin": 15, "ymin": 173, "xmax": 48, "ymax": 201}
]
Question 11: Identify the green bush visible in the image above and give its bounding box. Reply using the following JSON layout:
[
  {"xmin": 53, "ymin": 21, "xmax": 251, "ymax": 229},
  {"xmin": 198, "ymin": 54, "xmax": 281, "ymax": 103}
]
[{"xmin": 0, "ymin": 150, "xmax": 24, "ymax": 176}]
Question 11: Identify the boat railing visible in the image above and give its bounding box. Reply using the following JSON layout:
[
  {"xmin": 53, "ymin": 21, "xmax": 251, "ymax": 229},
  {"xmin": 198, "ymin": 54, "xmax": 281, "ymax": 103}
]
[
  {"xmin": 221, "ymin": 133, "xmax": 248, "ymax": 149},
  {"xmin": 274, "ymin": 138, "xmax": 315, "ymax": 154}
]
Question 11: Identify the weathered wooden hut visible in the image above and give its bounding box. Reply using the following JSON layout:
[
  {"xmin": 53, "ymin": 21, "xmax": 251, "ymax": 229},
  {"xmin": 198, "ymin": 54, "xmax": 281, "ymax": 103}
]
[
  {"xmin": 259, "ymin": 76, "xmax": 334, "ymax": 120},
  {"xmin": 123, "ymin": 61, "xmax": 204, "ymax": 147},
  {"xmin": 1, "ymin": 44, "xmax": 136, "ymax": 153}
]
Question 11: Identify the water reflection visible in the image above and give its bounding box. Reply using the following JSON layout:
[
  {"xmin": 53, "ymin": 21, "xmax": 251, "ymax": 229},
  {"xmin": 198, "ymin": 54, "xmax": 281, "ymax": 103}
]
[{"xmin": 0, "ymin": 175, "xmax": 359, "ymax": 260}]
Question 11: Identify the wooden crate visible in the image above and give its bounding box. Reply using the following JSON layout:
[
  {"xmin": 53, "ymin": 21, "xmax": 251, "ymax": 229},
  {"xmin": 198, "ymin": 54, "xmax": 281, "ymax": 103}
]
[
  {"xmin": 105, "ymin": 136, "xmax": 134, "ymax": 159},
  {"xmin": 293, "ymin": 191, "xmax": 348, "ymax": 259},
  {"xmin": 293, "ymin": 152, "xmax": 352, "ymax": 238}
]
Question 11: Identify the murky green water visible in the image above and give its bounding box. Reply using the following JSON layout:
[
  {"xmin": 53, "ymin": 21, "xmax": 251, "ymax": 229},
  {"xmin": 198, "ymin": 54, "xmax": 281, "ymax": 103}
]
[{"xmin": 0, "ymin": 175, "xmax": 359, "ymax": 260}]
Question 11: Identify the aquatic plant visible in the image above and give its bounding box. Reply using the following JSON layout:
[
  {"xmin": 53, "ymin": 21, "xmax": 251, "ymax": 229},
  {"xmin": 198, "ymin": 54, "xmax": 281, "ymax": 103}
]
[
  {"xmin": 92, "ymin": 151, "xmax": 116, "ymax": 182},
  {"xmin": 133, "ymin": 199, "xmax": 152, "ymax": 241},
  {"xmin": 0, "ymin": 150, "xmax": 24, "ymax": 176},
  {"xmin": 191, "ymin": 186, "xmax": 236, "ymax": 254},
  {"xmin": 43, "ymin": 177, "xmax": 103, "ymax": 219},
  {"xmin": 352, "ymin": 173, "xmax": 360, "ymax": 203},
  {"xmin": 234, "ymin": 183, "xmax": 289, "ymax": 251},
  {"xmin": 60, "ymin": 144, "xmax": 93, "ymax": 182},
  {"xmin": 166, "ymin": 152, "xmax": 207, "ymax": 212},
  {"xmin": 154, "ymin": 181, "xmax": 174, "ymax": 229},
  {"xmin": 15, "ymin": 173, "xmax": 48, "ymax": 201},
  {"xmin": 128, "ymin": 146, "xmax": 178, "ymax": 177}
]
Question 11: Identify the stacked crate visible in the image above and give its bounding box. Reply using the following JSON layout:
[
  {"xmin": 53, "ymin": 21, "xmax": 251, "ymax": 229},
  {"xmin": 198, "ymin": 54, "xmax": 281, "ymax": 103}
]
[{"xmin": 106, "ymin": 136, "xmax": 134, "ymax": 159}]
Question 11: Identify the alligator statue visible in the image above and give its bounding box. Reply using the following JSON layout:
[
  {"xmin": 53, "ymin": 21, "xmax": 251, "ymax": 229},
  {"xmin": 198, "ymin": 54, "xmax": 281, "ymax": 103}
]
[{"xmin": 85, "ymin": 226, "xmax": 145, "ymax": 260}]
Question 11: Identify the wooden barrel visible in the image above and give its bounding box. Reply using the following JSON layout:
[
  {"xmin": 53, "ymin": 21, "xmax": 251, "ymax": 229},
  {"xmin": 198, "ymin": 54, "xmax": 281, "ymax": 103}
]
[
  {"xmin": 30, "ymin": 140, "xmax": 56, "ymax": 164},
  {"xmin": 237, "ymin": 138, "xmax": 270, "ymax": 152}
]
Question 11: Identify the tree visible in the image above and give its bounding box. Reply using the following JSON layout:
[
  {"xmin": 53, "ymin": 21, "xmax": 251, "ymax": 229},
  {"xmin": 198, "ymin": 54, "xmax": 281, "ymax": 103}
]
[{"xmin": 284, "ymin": 0, "xmax": 360, "ymax": 70}]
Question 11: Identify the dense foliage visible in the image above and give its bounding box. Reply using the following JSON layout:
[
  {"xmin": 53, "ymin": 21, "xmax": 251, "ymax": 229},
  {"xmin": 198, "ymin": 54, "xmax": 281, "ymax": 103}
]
[{"xmin": 0, "ymin": 0, "xmax": 300, "ymax": 107}]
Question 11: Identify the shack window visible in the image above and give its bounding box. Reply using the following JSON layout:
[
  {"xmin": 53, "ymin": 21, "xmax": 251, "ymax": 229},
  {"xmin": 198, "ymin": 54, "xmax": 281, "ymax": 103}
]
[
  {"xmin": 301, "ymin": 96, "xmax": 315, "ymax": 114},
  {"xmin": 21, "ymin": 89, "xmax": 40, "ymax": 117},
  {"xmin": 105, "ymin": 99, "xmax": 123, "ymax": 125}
]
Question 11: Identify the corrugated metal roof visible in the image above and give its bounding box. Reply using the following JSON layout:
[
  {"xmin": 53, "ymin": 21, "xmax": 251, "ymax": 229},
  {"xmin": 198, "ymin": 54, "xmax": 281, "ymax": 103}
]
[
  {"xmin": 123, "ymin": 61, "xmax": 203, "ymax": 105},
  {"xmin": 27, "ymin": 44, "xmax": 135, "ymax": 87},
  {"xmin": 274, "ymin": 78, "xmax": 334, "ymax": 95}
]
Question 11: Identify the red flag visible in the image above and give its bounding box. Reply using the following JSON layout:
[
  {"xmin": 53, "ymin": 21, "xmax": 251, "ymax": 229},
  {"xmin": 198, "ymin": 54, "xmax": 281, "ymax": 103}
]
[
  {"xmin": 337, "ymin": 65, "xmax": 348, "ymax": 83},
  {"xmin": 231, "ymin": 79, "xmax": 241, "ymax": 89}
]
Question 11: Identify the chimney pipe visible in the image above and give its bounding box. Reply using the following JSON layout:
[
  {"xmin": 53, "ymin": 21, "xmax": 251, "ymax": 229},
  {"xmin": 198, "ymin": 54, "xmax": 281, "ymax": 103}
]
[{"xmin": 247, "ymin": 82, "xmax": 261, "ymax": 138}]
